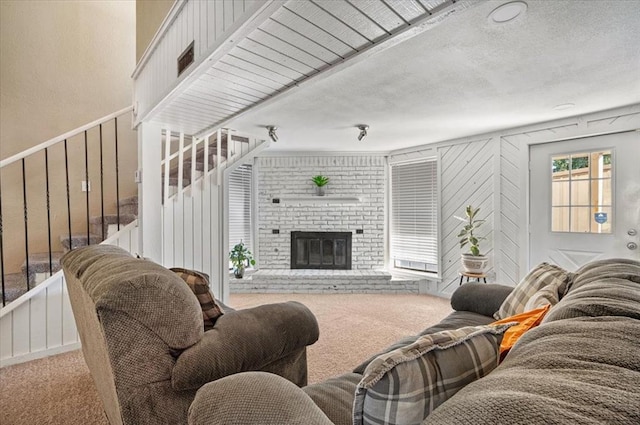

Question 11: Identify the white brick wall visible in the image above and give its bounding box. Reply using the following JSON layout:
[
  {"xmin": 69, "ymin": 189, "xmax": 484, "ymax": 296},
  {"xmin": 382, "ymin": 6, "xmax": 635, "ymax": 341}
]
[{"xmin": 256, "ymin": 156, "xmax": 385, "ymax": 270}]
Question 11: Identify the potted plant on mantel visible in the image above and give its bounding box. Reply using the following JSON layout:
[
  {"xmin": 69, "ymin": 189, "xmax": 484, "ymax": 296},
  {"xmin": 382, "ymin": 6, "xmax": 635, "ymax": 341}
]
[
  {"xmin": 229, "ymin": 241, "xmax": 255, "ymax": 279},
  {"xmin": 455, "ymin": 205, "xmax": 489, "ymax": 274},
  {"xmin": 311, "ymin": 175, "xmax": 329, "ymax": 196}
]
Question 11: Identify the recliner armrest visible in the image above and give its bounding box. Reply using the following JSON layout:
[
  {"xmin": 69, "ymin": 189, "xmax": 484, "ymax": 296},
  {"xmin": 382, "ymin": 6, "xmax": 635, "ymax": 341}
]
[
  {"xmin": 172, "ymin": 301, "xmax": 319, "ymax": 390},
  {"xmin": 188, "ymin": 372, "xmax": 333, "ymax": 425},
  {"xmin": 450, "ymin": 283, "xmax": 513, "ymax": 318}
]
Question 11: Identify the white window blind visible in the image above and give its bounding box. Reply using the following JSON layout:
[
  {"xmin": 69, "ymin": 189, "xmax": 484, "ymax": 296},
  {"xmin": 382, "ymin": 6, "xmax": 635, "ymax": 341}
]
[
  {"xmin": 228, "ymin": 164, "xmax": 253, "ymax": 260},
  {"xmin": 391, "ymin": 160, "xmax": 438, "ymax": 273}
]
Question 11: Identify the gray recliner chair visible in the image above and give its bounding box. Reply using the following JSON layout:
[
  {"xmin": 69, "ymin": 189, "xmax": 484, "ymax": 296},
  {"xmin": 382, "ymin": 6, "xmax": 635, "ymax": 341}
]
[{"xmin": 62, "ymin": 244, "xmax": 319, "ymax": 425}]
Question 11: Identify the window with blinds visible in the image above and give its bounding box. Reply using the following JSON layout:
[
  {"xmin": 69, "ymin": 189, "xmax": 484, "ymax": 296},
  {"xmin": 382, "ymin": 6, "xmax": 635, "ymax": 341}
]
[
  {"xmin": 390, "ymin": 159, "xmax": 438, "ymax": 273},
  {"xmin": 228, "ymin": 164, "xmax": 253, "ymax": 267}
]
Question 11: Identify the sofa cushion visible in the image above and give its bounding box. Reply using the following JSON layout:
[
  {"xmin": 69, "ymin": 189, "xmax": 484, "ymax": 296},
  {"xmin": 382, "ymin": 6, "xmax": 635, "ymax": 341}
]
[
  {"xmin": 303, "ymin": 373, "xmax": 361, "ymax": 425},
  {"xmin": 451, "ymin": 283, "xmax": 513, "ymax": 317},
  {"xmin": 495, "ymin": 262, "xmax": 571, "ymax": 319},
  {"xmin": 353, "ymin": 323, "xmax": 515, "ymax": 425},
  {"xmin": 423, "ymin": 317, "xmax": 640, "ymax": 425},
  {"xmin": 171, "ymin": 268, "xmax": 224, "ymax": 330},
  {"xmin": 62, "ymin": 245, "xmax": 203, "ymax": 350},
  {"xmin": 543, "ymin": 258, "xmax": 640, "ymax": 323}
]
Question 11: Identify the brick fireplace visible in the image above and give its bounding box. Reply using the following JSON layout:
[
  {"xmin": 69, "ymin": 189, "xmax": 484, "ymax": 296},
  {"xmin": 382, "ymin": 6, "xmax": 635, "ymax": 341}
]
[{"xmin": 256, "ymin": 156, "xmax": 385, "ymax": 270}]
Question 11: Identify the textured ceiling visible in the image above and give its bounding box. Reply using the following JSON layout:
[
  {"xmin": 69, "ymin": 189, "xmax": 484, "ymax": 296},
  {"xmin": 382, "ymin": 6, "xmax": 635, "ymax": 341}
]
[{"xmin": 225, "ymin": 0, "xmax": 640, "ymax": 152}]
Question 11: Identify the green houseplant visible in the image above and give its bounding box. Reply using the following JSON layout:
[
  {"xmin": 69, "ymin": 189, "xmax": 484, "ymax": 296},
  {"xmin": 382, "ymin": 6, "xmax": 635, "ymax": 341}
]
[
  {"xmin": 229, "ymin": 241, "xmax": 255, "ymax": 279},
  {"xmin": 311, "ymin": 175, "xmax": 329, "ymax": 196},
  {"xmin": 454, "ymin": 205, "xmax": 489, "ymax": 273}
]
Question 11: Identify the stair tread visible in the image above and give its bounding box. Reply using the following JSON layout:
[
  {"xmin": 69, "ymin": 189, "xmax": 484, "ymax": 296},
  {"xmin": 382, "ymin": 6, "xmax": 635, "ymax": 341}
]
[
  {"xmin": 60, "ymin": 233, "xmax": 101, "ymax": 239},
  {"xmin": 119, "ymin": 196, "xmax": 138, "ymax": 205},
  {"xmin": 0, "ymin": 273, "xmax": 28, "ymax": 303},
  {"xmin": 89, "ymin": 213, "xmax": 136, "ymax": 224}
]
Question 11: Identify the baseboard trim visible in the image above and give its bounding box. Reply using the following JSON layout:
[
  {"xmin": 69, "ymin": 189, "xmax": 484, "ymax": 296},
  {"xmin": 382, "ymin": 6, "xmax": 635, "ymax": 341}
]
[{"xmin": 0, "ymin": 342, "xmax": 81, "ymax": 368}]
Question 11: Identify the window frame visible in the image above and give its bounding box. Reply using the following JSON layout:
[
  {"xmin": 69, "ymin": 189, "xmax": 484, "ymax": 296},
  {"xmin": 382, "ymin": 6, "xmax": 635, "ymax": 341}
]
[
  {"xmin": 389, "ymin": 157, "xmax": 440, "ymax": 274},
  {"xmin": 228, "ymin": 163, "xmax": 254, "ymax": 269}
]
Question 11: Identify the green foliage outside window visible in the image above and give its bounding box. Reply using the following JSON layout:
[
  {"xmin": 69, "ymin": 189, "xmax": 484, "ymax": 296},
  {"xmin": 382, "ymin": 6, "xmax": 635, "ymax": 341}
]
[{"xmin": 552, "ymin": 154, "xmax": 610, "ymax": 172}]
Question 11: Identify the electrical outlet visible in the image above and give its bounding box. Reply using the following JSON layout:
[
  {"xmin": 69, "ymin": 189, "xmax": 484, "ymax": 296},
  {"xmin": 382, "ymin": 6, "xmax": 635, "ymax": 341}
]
[
  {"xmin": 81, "ymin": 180, "xmax": 91, "ymax": 192},
  {"xmin": 135, "ymin": 169, "xmax": 142, "ymax": 183}
]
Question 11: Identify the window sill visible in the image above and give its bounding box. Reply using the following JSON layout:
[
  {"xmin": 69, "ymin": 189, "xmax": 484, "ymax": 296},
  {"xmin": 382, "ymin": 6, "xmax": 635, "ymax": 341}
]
[{"xmin": 389, "ymin": 267, "xmax": 441, "ymax": 281}]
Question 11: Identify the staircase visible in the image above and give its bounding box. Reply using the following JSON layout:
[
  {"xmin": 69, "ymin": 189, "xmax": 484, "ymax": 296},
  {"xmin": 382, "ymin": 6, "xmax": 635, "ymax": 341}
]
[
  {"xmin": 5, "ymin": 196, "xmax": 139, "ymax": 302},
  {"xmin": 0, "ymin": 106, "xmax": 136, "ymax": 306}
]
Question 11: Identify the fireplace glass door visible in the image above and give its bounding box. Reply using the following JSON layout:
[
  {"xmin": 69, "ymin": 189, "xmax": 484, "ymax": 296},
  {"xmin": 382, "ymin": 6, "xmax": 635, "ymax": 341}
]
[{"xmin": 291, "ymin": 232, "xmax": 352, "ymax": 270}]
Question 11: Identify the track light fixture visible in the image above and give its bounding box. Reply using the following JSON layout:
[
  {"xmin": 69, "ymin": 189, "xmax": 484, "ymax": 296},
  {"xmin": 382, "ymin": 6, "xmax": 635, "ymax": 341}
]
[
  {"xmin": 267, "ymin": 125, "xmax": 278, "ymax": 142},
  {"xmin": 357, "ymin": 125, "xmax": 369, "ymax": 141}
]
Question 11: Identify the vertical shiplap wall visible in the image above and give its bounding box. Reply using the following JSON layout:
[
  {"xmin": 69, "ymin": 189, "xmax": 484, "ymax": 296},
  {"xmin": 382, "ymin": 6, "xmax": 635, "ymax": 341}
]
[
  {"xmin": 438, "ymin": 138, "xmax": 498, "ymax": 296},
  {"xmin": 0, "ymin": 222, "xmax": 139, "ymax": 367},
  {"xmin": 395, "ymin": 105, "xmax": 640, "ymax": 298},
  {"xmin": 133, "ymin": 0, "xmax": 257, "ymax": 125},
  {"xmin": 497, "ymin": 136, "xmax": 525, "ymax": 285},
  {"xmin": 162, "ymin": 173, "xmax": 222, "ymax": 300}
]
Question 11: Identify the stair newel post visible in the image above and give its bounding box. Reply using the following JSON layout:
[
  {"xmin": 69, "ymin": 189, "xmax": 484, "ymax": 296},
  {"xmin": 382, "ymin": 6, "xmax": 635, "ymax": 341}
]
[
  {"xmin": 21, "ymin": 159, "xmax": 30, "ymax": 291},
  {"xmin": 163, "ymin": 130, "xmax": 171, "ymax": 204},
  {"xmin": 178, "ymin": 133, "xmax": 185, "ymax": 194},
  {"xmin": 0, "ymin": 171, "xmax": 6, "ymax": 306},
  {"xmin": 84, "ymin": 131, "xmax": 90, "ymax": 242},
  {"xmin": 99, "ymin": 123, "xmax": 105, "ymax": 241},
  {"xmin": 114, "ymin": 116, "xmax": 120, "ymax": 231},
  {"xmin": 191, "ymin": 136, "xmax": 197, "ymax": 192},
  {"xmin": 216, "ymin": 129, "xmax": 222, "ymax": 184},
  {"xmin": 203, "ymin": 134, "xmax": 209, "ymax": 186},
  {"xmin": 64, "ymin": 139, "xmax": 72, "ymax": 251},
  {"xmin": 44, "ymin": 148, "xmax": 53, "ymax": 276}
]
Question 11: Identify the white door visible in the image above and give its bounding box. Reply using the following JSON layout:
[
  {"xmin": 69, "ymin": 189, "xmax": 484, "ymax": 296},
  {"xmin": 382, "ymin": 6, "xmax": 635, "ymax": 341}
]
[{"xmin": 529, "ymin": 131, "xmax": 640, "ymax": 271}]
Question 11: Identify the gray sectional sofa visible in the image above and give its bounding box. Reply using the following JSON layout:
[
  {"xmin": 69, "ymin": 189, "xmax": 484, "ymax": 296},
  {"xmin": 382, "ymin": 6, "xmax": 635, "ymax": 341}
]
[{"xmin": 189, "ymin": 258, "xmax": 640, "ymax": 425}]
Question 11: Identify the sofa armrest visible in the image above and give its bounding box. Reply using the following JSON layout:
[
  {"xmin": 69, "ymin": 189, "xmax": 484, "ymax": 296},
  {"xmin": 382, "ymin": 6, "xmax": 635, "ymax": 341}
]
[
  {"xmin": 188, "ymin": 372, "xmax": 333, "ymax": 425},
  {"xmin": 173, "ymin": 301, "xmax": 319, "ymax": 390},
  {"xmin": 450, "ymin": 283, "xmax": 513, "ymax": 317}
]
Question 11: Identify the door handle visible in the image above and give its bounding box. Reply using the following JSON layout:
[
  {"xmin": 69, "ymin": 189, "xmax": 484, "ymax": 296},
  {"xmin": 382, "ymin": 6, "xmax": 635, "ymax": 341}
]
[
  {"xmin": 627, "ymin": 242, "xmax": 638, "ymax": 250},
  {"xmin": 628, "ymin": 229, "xmax": 638, "ymax": 236}
]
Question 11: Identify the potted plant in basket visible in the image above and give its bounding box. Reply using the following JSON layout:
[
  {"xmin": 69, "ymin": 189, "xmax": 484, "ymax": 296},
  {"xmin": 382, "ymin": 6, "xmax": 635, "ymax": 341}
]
[
  {"xmin": 311, "ymin": 175, "xmax": 330, "ymax": 196},
  {"xmin": 454, "ymin": 205, "xmax": 489, "ymax": 274},
  {"xmin": 229, "ymin": 241, "xmax": 255, "ymax": 279}
]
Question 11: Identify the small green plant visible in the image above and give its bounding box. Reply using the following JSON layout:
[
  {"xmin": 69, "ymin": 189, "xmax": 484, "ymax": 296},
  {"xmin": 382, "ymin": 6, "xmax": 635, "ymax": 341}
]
[
  {"xmin": 311, "ymin": 175, "xmax": 330, "ymax": 187},
  {"xmin": 454, "ymin": 205, "xmax": 486, "ymax": 256},
  {"xmin": 229, "ymin": 241, "xmax": 255, "ymax": 270}
]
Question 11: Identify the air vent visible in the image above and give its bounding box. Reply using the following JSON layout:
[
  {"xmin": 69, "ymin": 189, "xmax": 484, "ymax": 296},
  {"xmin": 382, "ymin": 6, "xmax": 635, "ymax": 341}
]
[{"xmin": 177, "ymin": 41, "xmax": 194, "ymax": 76}]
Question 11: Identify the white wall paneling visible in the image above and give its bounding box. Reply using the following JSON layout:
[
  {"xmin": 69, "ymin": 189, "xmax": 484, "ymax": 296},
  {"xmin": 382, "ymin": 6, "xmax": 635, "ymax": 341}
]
[
  {"xmin": 159, "ymin": 126, "xmax": 269, "ymax": 302},
  {"xmin": 390, "ymin": 104, "xmax": 640, "ymax": 298},
  {"xmin": 0, "ymin": 222, "xmax": 139, "ymax": 368},
  {"xmin": 133, "ymin": 0, "xmax": 479, "ymax": 137},
  {"xmin": 438, "ymin": 138, "xmax": 497, "ymax": 296}
]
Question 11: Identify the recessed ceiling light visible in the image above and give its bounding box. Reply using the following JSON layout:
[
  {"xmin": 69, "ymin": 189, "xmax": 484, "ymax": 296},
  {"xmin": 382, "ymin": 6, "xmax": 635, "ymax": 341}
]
[
  {"xmin": 489, "ymin": 1, "xmax": 527, "ymax": 24},
  {"xmin": 553, "ymin": 103, "xmax": 575, "ymax": 111}
]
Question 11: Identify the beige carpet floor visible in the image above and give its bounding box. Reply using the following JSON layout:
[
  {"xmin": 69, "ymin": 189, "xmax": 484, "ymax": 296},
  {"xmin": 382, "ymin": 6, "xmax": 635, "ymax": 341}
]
[{"xmin": 0, "ymin": 293, "xmax": 452, "ymax": 425}]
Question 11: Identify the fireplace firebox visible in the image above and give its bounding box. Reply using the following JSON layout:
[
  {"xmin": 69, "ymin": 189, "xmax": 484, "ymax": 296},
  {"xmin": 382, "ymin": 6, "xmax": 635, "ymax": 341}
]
[{"xmin": 291, "ymin": 231, "xmax": 352, "ymax": 270}]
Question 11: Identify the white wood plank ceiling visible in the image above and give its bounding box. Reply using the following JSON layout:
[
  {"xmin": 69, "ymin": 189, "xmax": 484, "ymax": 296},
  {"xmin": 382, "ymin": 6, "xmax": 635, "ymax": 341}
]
[{"xmin": 152, "ymin": 0, "xmax": 467, "ymax": 135}]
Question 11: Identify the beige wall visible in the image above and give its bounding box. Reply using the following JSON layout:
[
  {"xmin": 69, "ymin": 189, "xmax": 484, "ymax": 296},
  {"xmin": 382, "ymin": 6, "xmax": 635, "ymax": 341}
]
[
  {"xmin": 0, "ymin": 1, "xmax": 137, "ymax": 274},
  {"xmin": 136, "ymin": 0, "xmax": 175, "ymax": 62}
]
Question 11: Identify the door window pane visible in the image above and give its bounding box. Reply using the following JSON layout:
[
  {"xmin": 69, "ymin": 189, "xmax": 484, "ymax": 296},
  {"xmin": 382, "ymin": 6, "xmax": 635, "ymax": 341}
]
[
  {"xmin": 552, "ymin": 207, "xmax": 570, "ymax": 232},
  {"xmin": 550, "ymin": 150, "xmax": 612, "ymax": 233},
  {"xmin": 552, "ymin": 181, "xmax": 570, "ymax": 206}
]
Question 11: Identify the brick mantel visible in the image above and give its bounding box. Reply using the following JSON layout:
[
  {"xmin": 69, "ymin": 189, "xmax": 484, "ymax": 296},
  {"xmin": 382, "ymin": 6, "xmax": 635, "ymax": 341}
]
[{"xmin": 256, "ymin": 155, "xmax": 385, "ymax": 270}]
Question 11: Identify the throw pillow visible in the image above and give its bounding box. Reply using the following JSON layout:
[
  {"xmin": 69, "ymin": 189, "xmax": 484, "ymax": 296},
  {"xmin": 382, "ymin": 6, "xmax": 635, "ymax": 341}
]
[
  {"xmin": 171, "ymin": 267, "xmax": 223, "ymax": 331},
  {"xmin": 491, "ymin": 305, "xmax": 551, "ymax": 360},
  {"xmin": 494, "ymin": 262, "xmax": 571, "ymax": 320},
  {"xmin": 353, "ymin": 323, "xmax": 515, "ymax": 425}
]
